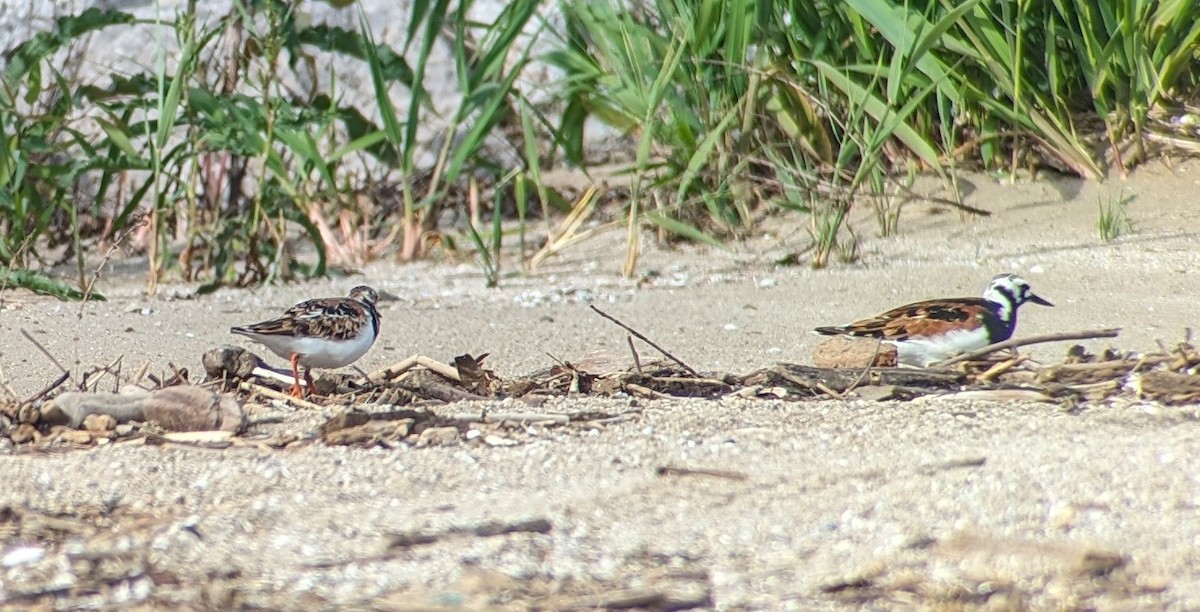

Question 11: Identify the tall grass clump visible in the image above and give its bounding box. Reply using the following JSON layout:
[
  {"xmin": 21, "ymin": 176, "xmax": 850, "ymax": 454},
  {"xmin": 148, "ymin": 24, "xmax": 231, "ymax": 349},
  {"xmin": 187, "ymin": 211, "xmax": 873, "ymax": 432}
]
[
  {"xmin": 1, "ymin": 0, "xmax": 555, "ymax": 297},
  {"xmin": 549, "ymin": 0, "xmax": 1200, "ymax": 270},
  {"xmin": 3, "ymin": 0, "xmax": 1200, "ymax": 292},
  {"xmin": 1096, "ymin": 192, "xmax": 1132, "ymax": 242}
]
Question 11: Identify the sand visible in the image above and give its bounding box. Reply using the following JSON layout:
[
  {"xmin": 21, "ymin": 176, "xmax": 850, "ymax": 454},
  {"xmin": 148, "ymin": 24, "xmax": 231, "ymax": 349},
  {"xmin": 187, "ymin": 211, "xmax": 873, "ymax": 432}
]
[{"xmin": 1, "ymin": 161, "xmax": 1198, "ymax": 608}]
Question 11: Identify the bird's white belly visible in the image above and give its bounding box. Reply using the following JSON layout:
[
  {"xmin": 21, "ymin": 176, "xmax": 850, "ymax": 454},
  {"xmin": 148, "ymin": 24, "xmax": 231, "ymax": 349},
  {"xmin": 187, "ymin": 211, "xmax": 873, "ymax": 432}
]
[
  {"xmin": 893, "ymin": 327, "xmax": 990, "ymax": 367},
  {"xmin": 255, "ymin": 327, "xmax": 376, "ymax": 369}
]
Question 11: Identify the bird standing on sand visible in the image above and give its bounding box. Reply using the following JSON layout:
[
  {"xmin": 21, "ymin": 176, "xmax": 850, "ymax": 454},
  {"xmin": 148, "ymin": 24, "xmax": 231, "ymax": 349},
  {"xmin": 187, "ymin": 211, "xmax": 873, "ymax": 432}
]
[
  {"xmin": 230, "ymin": 286, "xmax": 381, "ymax": 397},
  {"xmin": 815, "ymin": 274, "xmax": 1053, "ymax": 367}
]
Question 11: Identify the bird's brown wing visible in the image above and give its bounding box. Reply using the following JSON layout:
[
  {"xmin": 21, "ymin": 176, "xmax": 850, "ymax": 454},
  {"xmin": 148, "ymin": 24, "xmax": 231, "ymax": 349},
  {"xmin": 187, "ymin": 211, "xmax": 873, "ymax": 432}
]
[
  {"xmin": 235, "ymin": 297, "xmax": 368, "ymax": 341},
  {"xmin": 819, "ymin": 298, "xmax": 989, "ymax": 341}
]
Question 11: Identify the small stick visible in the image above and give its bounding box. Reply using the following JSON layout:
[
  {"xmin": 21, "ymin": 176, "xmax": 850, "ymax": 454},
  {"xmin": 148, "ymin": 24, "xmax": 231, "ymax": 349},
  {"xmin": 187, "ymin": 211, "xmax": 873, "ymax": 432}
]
[
  {"xmin": 78, "ymin": 216, "xmax": 145, "ymax": 312},
  {"xmin": 129, "ymin": 360, "xmax": 152, "ymax": 388},
  {"xmin": 238, "ymin": 381, "xmax": 325, "ymax": 411},
  {"xmin": 486, "ymin": 413, "xmax": 570, "ymax": 425},
  {"xmin": 437, "ymin": 413, "xmax": 571, "ymax": 426},
  {"xmin": 24, "ymin": 371, "xmax": 70, "ymax": 404},
  {"xmin": 930, "ymin": 328, "xmax": 1121, "ymax": 368},
  {"xmin": 626, "ymin": 334, "xmax": 642, "ymax": 373},
  {"xmin": 845, "ymin": 340, "xmax": 884, "ymax": 393},
  {"xmin": 815, "ymin": 381, "xmax": 844, "ymax": 400},
  {"xmin": 306, "ymin": 518, "xmax": 553, "ymax": 569},
  {"xmin": 0, "ymin": 364, "xmax": 20, "ymax": 400},
  {"xmin": 360, "ymin": 354, "xmax": 461, "ymax": 384},
  {"xmin": 20, "ymin": 328, "xmax": 72, "ymax": 379},
  {"xmin": 656, "ymin": 465, "xmax": 749, "ymax": 481},
  {"xmin": 589, "ymin": 305, "xmax": 698, "ymax": 377},
  {"xmin": 978, "ymin": 355, "xmax": 1027, "ymax": 383},
  {"xmin": 251, "ymin": 366, "xmax": 304, "ymax": 387}
]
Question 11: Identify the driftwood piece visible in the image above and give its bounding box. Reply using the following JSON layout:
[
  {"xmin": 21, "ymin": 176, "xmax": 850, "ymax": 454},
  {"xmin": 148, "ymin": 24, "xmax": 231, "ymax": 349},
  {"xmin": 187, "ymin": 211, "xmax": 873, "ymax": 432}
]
[
  {"xmin": 1035, "ymin": 359, "xmax": 1140, "ymax": 385},
  {"xmin": 1131, "ymin": 371, "xmax": 1200, "ymax": 405},
  {"xmin": 142, "ymin": 387, "xmax": 245, "ymax": 432},
  {"xmin": 609, "ymin": 373, "xmax": 733, "ymax": 398},
  {"xmin": 319, "ymin": 408, "xmax": 430, "ymax": 446},
  {"xmin": 932, "ymin": 328, "xmax": 1121, "ymax": 368},
  {"xmin": 397, "ymin": 370, "xmax": 489, "ymax": 403},
  {"xmin": 41, "ymin": 387, "xmax": 245, "ymax": 432},
  {"xmin": 358, "ymin": 355, "xmax": 461, "ymax": 385},
  {"xmin": 741, "ymin": 363, "xmax": 965, "ymax": 395},
  {"xmin": 41, "ymin": 392, "xmax": 147, "ymax": 428}
]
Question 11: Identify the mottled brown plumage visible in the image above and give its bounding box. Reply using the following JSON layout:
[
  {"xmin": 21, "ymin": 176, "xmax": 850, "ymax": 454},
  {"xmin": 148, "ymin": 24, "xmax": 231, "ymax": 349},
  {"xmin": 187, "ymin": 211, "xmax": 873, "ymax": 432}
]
[
  {"xmin": 815, "ymin": 275, "xmax": 1053, "ymax": 366},
  {"xmin": 820, "ymin": 298, "xmax": 991, "ymax": 342},
  {"xmin": 234, "ymin": 286, "xmax": 379, "ymax": 342},
  {"xmin": 231, "ymin": 286, "xmax": 381, "ymax": 396}
]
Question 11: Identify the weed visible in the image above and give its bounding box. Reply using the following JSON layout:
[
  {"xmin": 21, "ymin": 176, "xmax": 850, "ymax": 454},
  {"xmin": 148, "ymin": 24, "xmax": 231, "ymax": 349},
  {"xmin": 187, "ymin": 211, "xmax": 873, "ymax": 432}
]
[{"xmin": 1097, "ymin": 193, "xmax": 1133, "ymax": 242}]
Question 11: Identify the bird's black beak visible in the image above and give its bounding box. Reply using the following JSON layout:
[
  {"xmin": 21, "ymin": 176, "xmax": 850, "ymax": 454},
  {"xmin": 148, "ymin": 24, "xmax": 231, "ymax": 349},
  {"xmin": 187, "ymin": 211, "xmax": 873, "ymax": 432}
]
[{"xmin": 1028, "ymin": 293, "xmax": 1053, "ymax": 307}]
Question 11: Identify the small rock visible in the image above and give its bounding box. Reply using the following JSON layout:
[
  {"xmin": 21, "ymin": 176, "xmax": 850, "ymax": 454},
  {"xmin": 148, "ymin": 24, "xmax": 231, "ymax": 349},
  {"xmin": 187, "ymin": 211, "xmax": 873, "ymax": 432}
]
[
  {"xmin": 201, "ymin": 345, "xmax": 260, "ymax": 380},
  {"xmin": 391, "ymin": 419, "xmax": 415, "ymax": 438},
  {"xmin": 1138, "ymin": 574, "xmax": 1171, "ymax": 593},
  {"xmin": 16, "ymin": 403, "xmax": 39, "ymax": 425},
  {"xmin": 83, "ymin": 413, "xmax": 117, "ymax": 433},
  {"xmin": 483, "ymin": 434, "xmax": 517, "ymax": 447},
  {"xmin": 812, "ymin": 336, "xmax": 898, "ymax": 368},
  {"xmin": 417, "ymin": 426, "xmax": 460, "ymax": 446},
  {"xmin": 9, "ymin": 423, "xmax": 37, "ymax": 444},
  {"xmin": 854, "ymin": 385, "xmax": 902, "ymax": 401},
  {"xmin": 57, "ymin": 429, "xmax": 93, "ymax": 445},
  {"xmin": 1, "ymin": 545, "xmax": 45, "ymax": 567}
]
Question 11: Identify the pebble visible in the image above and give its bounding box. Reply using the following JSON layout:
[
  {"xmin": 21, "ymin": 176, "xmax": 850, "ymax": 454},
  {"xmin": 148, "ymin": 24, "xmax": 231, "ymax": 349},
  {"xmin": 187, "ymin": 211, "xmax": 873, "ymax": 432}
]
[
  {"xmin": 10, "ymin": 423, "xmax": 37, "ymax": 444},
  {"xmin": 57, "ymin": 429, "xmax": 93, "ymax": 444},
  {"xmin": 417, "ymin": 426, "xmax": 460, "ymax": 446},
  {"xmin": 84, "ymin": 413, "xmax": 117, "ymax": 432},
  {"xmin": 1, "ymin": 545, "xmax": 45, "ymax": 567},
  {"xmin": 483, "ymin": 434, "xmax": 517, "ymax": 447}
]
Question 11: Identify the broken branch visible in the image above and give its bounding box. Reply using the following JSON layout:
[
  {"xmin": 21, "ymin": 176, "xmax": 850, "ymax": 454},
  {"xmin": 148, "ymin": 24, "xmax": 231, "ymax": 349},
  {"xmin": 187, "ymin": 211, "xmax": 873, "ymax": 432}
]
[
  {"xmin": 930, "ymin": 328, "xmax": 1121, "ymax": 368},
  {"xmin": 589, "ymin": 305, "xmax": 699, "ymax": 377}
]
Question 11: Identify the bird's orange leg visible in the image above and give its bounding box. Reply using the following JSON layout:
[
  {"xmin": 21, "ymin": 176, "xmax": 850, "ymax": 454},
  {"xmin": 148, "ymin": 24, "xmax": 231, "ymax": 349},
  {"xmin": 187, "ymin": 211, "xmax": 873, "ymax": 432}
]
[
  {"xmin": 304, "ymin": 369, "xmax": 319, "ymax": 397},
  {"xmin": 288, "ymin": 353, "xmax": 305, "ymax": 397}
]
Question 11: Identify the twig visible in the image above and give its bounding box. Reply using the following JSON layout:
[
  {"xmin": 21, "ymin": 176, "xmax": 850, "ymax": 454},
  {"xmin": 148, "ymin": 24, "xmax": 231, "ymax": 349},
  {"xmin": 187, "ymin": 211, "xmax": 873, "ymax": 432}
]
[
  {"xmin": 304, "ymin": 517, "xmax": 553, "ymax": 569},
  {"xmin": 440, "ymin": 413, "xmax": 570, "ymax": 426},
  {"xmin": 0, "ymin": 364, "xmax": 19, "ymax": 401},
  {"xmin": 24, "ymin": 371, "xmax": 70, "ymax": 404},
  {"xmin": 238, "ymin": 381, "xmax": 325, "ymax": 411},
  {"xmin": 129, "ymin": 360, "xmax": 152, "ymax": 388},
  {"xmin": 359, "ymin": 354, "xmax": 461, "ymax": 385},
  {"xmin": 626, "ymin": 334, "xmax": 642, "ymax": 373},
  {"xmin": 978, "ymin": 355, "xmax": 1027, "ymax": 383},
  {"xmin": 20, "ymin": 328, "xmax": 71, "ymax": 379},
  {"xmin": 251, "ymin": 366, "xmax": 304, "ymax": 387},
  {"xmin": 589, "ymin": 305, "xmax": 698, "ymax": 377},
  {"xmin": 930, "ymin": 328, "xmax": 1121, "ymax": 368},
  {"xmin": 815, "ymin": 381, "xmax": 844, "ymax": 400},
  {"xmin": 78, "ymin": 215, "xmax": 146, "ymax": 314},
  {"xmin": 844, "ymin": 340, "xmax": 884, "ymax": 393},
  {"xmin": 656, "ymin": 465, "xmax": 748, "ymax": 481}
]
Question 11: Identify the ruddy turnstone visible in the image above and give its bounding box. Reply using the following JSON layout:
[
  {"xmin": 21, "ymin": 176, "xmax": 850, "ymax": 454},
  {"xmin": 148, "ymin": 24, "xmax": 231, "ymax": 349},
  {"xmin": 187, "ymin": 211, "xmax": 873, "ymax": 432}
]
[
  {"xmin": 231, "ymin": 285, "xmax": 381, "ymax": 396},
  {"xmin": 814, "ymin": 274, "xmax": 1053, "ymax": 367}
]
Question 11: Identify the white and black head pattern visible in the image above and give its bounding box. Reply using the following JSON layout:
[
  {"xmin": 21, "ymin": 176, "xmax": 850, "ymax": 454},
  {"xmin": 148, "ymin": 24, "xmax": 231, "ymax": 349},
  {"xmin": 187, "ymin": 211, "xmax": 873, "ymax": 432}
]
[
  {"xmin": 983, "ymin": 274, "xmax": 1053, "ymax": 327},
  {"xmin": 815, "ymin": 273, "xmax": 1054, "ymax": 367}
]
